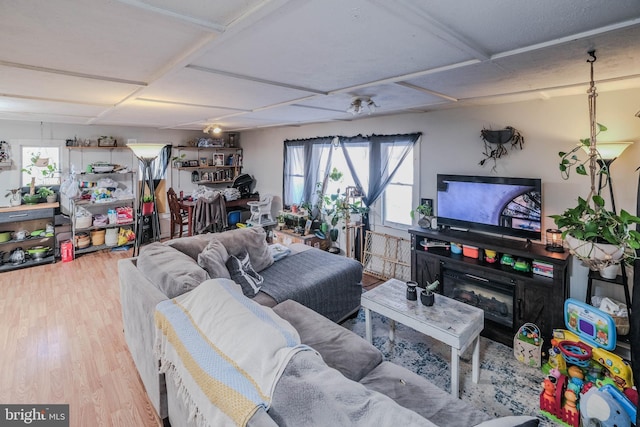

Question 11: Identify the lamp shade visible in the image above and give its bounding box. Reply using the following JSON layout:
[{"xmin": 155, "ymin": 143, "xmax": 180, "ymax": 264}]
[
  {"xmin": 127, "ymin": 142, "xmax": 166, "ymax": 160},
  {"xmin": 581, "ymin": 141, "xmax": 634, "ymax": 160}
]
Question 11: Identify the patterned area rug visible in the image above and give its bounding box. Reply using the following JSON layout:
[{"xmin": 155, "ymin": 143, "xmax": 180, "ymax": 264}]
[{"xmin": 342, "ymin": 309, "xmax": 560, "ymax": 426}]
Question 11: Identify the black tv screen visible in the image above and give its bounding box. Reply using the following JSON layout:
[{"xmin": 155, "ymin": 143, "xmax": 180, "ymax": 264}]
[{"xmin": 436, "ymin": 174, "xmax": 542, "ymax": 241}]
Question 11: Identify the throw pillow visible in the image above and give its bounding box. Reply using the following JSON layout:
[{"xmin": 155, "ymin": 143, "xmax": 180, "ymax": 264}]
[
  {"xmin": 198, "ymin": 239, "xmax": 231, "ymax": 280},
  {"xmin": 137, "ymin": 242, "xmax": 208, "ymax": 299},
  {"xmin": 226, "ymin": 249, "xmax": 264, "ymax": 296},
  {"xmin": 214, "ymin": 227, "xmax": 274, "ymax": 272}
]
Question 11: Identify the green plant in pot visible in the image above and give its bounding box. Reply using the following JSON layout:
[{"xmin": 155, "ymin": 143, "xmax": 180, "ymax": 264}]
[
  {"xmin": 142, "ymin": 194, "xmax": 155, "ymax": 216},
  {"xmin": 37, "ymin": 186, "xmax": 57, "ymax": 203},
  {"xmin": 551, "ymin": 66, "xmax": 640, "ymax": 279},
  {"xmin": 420, "ymin": 280, "xmax": 439, "ymax": 306},
  {"xmin": 21, "ymin": 152, "xmax": 58, "ymax": 203},
  {"xmin": 410, "ymin": 203, "xmax": 434, "ymax": 229}
]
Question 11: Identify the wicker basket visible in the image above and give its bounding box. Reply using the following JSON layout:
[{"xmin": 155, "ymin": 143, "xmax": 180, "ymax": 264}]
[{"xmin": 613, "ymin": 315, "xmax": 630, "ymax": 336}]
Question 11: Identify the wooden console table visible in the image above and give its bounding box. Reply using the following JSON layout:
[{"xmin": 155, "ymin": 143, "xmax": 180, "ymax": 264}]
[{"xmin": 408, "ymin": 227, "xmax": 571, "ymax": 347}]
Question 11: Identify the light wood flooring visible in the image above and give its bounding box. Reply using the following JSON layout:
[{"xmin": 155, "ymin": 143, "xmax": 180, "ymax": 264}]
[
  {"xmin": 0, "ymin": 249, "xmax": 160, "ymax": 427},
  {"xmin": 0, "ymin": 249, "xmax": 383, "ymax": 427}
]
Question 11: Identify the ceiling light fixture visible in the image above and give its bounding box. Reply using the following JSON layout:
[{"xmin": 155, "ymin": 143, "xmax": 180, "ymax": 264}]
[
  {"xmin": 347, "ymin": 96, "xmax": 378, "ymax": 115},
  {"xmin": 203, "ymin": 124, "xmax": 222, "ymax": 135}
]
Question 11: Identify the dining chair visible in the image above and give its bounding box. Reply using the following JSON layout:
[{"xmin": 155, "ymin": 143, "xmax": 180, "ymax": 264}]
[{"xmin": 167, "ymin": 188, "xmax": 189, "ymax": 239}]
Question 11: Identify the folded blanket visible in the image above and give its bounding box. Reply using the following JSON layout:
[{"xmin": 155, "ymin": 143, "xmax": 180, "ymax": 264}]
[
  {"xmin": 269, "ymin": 243, "xmax": 291, "ymax": 261},
  {"xmin": 154, "ymin": 278, "xmax": 310, "ymax": 427}
]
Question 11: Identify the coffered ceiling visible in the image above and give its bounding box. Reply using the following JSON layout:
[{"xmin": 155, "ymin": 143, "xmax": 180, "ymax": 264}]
[{"xmin": 1, "ymin": 0, "xmax": 639, "ymax": 131}]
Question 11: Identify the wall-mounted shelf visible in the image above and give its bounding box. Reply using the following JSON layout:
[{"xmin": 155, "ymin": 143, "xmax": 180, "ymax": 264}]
[{"xmin": 171, "ymin": 146, "xmax": 243, "ymax": 191}]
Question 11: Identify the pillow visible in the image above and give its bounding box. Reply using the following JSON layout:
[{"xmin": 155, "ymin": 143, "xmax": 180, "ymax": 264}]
[
  {"xmin": 226, "ymin": 249, "xmax": 264, "ymax": 296},
  {"xmin": 474, "ymin": 416, "xmax": 539, "ymax": 427},
  {"xmin": 164, "ymin": 234, "xmax": 211, "ymax": 260},
  {"xmin": 213, "ymin": 227, "xmax": 274, "ymax": 272},
  {"xmin": 137, "ymin": 242, "xmax": 208, "ymax": 298},
  {"xmin": 198, "ymin": 239, "xmax": 231, "ymax": 279}
]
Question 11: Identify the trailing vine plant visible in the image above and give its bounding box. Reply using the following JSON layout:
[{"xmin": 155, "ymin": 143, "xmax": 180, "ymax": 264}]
[{"xmin": 479, "ymin": 126, "xmax": 525, "ymax": 171}]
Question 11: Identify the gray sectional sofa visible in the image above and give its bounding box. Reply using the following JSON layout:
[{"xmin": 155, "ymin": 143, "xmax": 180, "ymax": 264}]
[{"xmin": 118, "ymin": 226, "xmax": 538, "ymax": 426}]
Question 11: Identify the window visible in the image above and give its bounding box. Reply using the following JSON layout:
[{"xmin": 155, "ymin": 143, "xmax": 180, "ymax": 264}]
[
  {"xmin": 21, "ymin": 146, "xmax": 60, "ymax": 187},
  {"xmin": 382, "ymin": 144, "xmax": 414, "ymax": 227},
  {"xmin": 283, "ymin": 134, "xmax": 419, "ymax": 229}
]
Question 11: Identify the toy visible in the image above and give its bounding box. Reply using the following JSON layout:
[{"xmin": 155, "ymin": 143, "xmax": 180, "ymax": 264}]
[
  {"xmin": 513, "ymin": 258, "xmax": 531, "ymax": 272},
  {"xmin": 539, "ymin": 298, "xmax": 635, "ymax": 426},
  {"xmin": 564, "ymin": 298, "xmax": 616, "ymax": 351},
  {"xmin": 580, "ymin": 387, "xmax": 631, "ymax": 427},
  {"xmin": 513, "ymin": 323, "xmax": 543, "ymax": 367},
  {"xmin": 555, "ymin": 329, "xmax": 634, "ymax": 390}
]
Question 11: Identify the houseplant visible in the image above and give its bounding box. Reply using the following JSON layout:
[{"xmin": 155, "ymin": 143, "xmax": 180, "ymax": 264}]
[
  {"xmin": 37, "ymin": 186, "xmax": 57, "ymax": 203},
  {"xmin": 551, "ymin": 55, "xmax": 640, "ymax": 278},
  {"xmin": 410, "ymin": 203, "xmax": 434, "ymax": 229},
  {"xmin": 21, "ymin": 152, "xmax": 58, "ymax": 201},
  {"xmin": 550, "ymin": 194, "xmax": 640, "ymax": 277},
  {"xmin": 420, "ymin": 280, "xmax": 439, "ymax": 306},
  {"xmin": 141, "ymin": 195, "xmax": 155, "ymax": 216}
]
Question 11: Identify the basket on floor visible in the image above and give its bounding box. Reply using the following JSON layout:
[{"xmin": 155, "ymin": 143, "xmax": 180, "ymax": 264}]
[{"xmin": 557, "ymin": 340, "xmax": 592, "ymax": 367}]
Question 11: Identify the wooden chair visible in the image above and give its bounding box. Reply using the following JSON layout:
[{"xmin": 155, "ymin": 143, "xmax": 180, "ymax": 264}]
[{"xmin": 167, "ymin": 188, "xmax": 189, "ymax": 239}]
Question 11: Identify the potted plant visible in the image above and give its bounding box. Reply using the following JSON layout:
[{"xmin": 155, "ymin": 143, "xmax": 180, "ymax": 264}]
[
  {"xmin": 37, "ymin": 186, "xmax": 57, "ymax": 203},
  {"xmin": 420, "ymin": 280, "xmax": 440, "ymax": 306},
  {"xmin": 141, "ymin": 195, "xmax": 155, "ymax": 216},
  {"xmin": 5, "ymin": 188, "xmax": 22, "ymax": 206},
  {"xmin": 410, "ymin": 203, "xmax": 434, "ymax": 229},
  {"xmin": 21, "ymin": 153, "xmax": 58, "ymax": 201},
  {"xmin": 552, "ymin": 121, "xmax": 640, "ymax": 278},
  {"xmin": 550, "ymin": 195, "xmax": 640, "ymax": 278}
]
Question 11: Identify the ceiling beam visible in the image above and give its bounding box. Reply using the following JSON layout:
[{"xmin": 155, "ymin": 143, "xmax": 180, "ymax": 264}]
[
  {"xmin": 0, "ymin": 61, "xmax": 146, "ymax": 86},
  {"xmin": 113, "ymin": 0, "xmax": 226, "ymax": 33}
]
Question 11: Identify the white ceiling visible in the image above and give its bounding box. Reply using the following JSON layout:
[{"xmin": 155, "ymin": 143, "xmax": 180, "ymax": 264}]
[{"xmin": 1, "ymin": 0, "xmax": 639, "ymax": 131}]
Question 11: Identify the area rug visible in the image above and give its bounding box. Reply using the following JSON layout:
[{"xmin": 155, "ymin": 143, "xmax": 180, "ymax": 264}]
[{"xmin": 342, "ymin": 309, "xmax": 560, "ymax": 426}]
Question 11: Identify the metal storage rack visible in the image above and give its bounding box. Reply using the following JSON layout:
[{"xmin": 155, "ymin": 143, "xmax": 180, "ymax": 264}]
[{"xmin": 63, "ymin": 171, "xmax": 137, "ymax": 257}]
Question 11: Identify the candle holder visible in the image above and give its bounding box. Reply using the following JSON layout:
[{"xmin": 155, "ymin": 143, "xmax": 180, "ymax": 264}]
[{"xmin": 545, "ymin": 229, "xmax": 564, "ymax": 253}]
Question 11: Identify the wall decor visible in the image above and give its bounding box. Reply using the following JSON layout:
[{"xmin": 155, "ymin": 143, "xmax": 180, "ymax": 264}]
[{"xmin": 479, "ymin": 126, "xmax": 525, "ymax": 170}]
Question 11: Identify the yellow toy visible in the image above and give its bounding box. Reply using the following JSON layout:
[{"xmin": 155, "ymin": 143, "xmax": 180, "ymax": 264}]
[{"xmin": 553, "ymin": 329, "xmax": 633, "ymax": 390}]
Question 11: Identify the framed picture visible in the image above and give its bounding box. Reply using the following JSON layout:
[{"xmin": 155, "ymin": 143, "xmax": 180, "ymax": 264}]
[
  {"xmin": 213, "ymin": 153, "xmax": 225, "ymax": 166},
  {"xmin": 304, "ymin": 219, "xmax": 312, "ymax": 235},
  {"xmin": 199, "ymin": 156, "xmax": 208, "ymax": 167},
  {"xmin": 189, "ymin": 160, "xmax": 199, "ymax": 167}
]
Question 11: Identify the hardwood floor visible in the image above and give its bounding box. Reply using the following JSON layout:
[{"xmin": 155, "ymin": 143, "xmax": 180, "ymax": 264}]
[
  {"xmin": 0, "ymin": 250, "xmax": 160, "ymax": 427},
  {"xmin": 0, "ymin": 249, "xmax": 382, "ymax": 427}
]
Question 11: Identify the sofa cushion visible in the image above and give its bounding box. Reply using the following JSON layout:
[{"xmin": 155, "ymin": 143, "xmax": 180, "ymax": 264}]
[
  {"xmin": 359, "ymin": 361, "xmax": 491, "ymax": 427},
  {"xmin": 165, "ymin": 234, "xmax": 211, "ymax": 260},
  {"xmin": 272, "ymin": 299, "xmax": 382, "ymax": 382},
  {"xmin": 212, "ymin": 227, "xmax": 273, "ymax": 272},
  {"xmin": 166, "ymin": 227, "xmax": 274, "ymax": 273},
  {"xmin": 226, "ymin": 249, "xmax": 263, "ymax": 296},
  {"xmin": 197, "ymin": 239, "xmax": 231, "ymax": 279},
  {"xmin": 138, "ymin": 242, "xmax": 208, "ymax": 299}
]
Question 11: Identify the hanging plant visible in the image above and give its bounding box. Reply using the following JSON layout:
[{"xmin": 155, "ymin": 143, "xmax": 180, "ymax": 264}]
[{"xmin": 479, "ymin": 126, "xmax": 525, "ymax": 170}]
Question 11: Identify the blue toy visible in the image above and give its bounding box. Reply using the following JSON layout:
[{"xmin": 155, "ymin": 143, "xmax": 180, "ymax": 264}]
[{"xmin": 580, "ymin": 386, "xmax": 632, "ymax": 427}]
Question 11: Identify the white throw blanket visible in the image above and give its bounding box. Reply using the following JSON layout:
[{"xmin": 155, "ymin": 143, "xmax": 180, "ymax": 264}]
[{"xmin": 154, "ymin": 278, "xmax": 310, "ymax": 427}]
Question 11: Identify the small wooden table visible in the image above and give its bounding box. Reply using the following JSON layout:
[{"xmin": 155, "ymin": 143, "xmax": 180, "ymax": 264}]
[{"xmin": 361, "ymin": 278, "xmax": 484, "ymax": 397}]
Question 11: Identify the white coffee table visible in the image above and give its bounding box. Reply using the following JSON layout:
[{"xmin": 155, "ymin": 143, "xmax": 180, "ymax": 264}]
[{"xmin": 361, "ymin": 278, "xmax": 484, "ymax": 397}]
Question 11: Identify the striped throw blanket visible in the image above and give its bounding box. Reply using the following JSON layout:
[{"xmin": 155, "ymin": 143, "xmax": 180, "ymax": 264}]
[{"xmin": 154, "ymin": 278, "xmax": 310, "ymax": 427}]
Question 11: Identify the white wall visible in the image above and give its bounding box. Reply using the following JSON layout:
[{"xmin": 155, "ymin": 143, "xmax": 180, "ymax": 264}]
[
  {"xmin": 0, "ymin": 121, "xmax": 202, "ymax": 205},
  {"xmin": 240, "ymin": 87, "xmax": 640, "ymax": 302}
]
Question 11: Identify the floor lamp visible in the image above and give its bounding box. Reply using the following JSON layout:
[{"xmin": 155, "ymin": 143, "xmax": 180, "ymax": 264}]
[
  {"xmin": 127, "ymin": 142, "xmax": 166, "ymax": 256},
  {"xmin": 583, "ymin": 141, "xmax": 634, "ymax": 312}
]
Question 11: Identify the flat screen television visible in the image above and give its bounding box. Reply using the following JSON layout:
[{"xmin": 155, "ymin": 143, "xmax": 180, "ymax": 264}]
[{"xmin": 436, "ymin": 174, "xmax": 542, "ymax": 241}]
